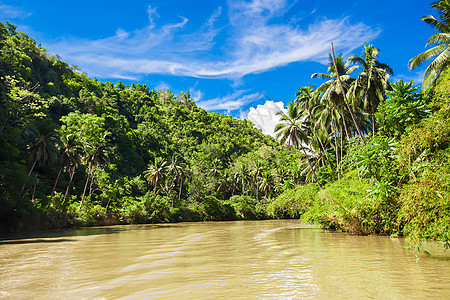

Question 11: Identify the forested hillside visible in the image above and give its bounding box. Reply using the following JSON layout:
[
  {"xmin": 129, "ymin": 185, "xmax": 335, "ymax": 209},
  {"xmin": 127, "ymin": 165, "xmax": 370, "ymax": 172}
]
[{"xmin": 0, "ymin": 21, "xmax": 287, "ymax": 231}]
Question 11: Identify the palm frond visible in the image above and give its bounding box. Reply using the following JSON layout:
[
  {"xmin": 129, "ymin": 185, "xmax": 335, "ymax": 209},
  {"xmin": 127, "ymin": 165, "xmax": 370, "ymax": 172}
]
[
  {"xmin": 409, "ymin": 44, "xmax": 446, "ymax": 69},
  {"xmin": 422, "ymin": 68, "xmax": 439, "ymax": 90},
  {"xmin": 426, "ymin": 32, "xmax": 450, "ymax": 47},
  {"xmin": 346, "ymin": 65, "xmax": 360, "ymax": 74},
  {"xmin": 424, "ymin": 46, "xmax": 450, "ymax": 78},
  {"xmin": 422, "ymin": 15, "xmax": 449, "ymax": 33},
  {"xmin": 311, "ymin": 73, "xmax": 332, "ymax": 79},
  {"xmin": 347, "ymin": 55, "xmax": 365, "ymax": 67},
  {"xmin": 376, "ymin": 63, "xmax": 394, "ymax": 75}
]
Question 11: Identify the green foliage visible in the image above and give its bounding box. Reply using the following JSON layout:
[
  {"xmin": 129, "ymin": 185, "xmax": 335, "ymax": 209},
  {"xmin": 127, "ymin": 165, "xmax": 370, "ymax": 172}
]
[
  {"xmin": 302, "ymin": 173, "xmax": 399, "ymax": 235},
  {"xmin": 0, "ymin": 21, "xmax": 280, "ymax": 232},
  {"xmin": 398, "ymin": 150, "xmax": 450, "ymax": 249},
  {"xmin": 199, "ymin": 196, "xmax": 237, "ymax": 221},
  {"xmin": 68, "ymin": 202, "xmax": 107, "ymax": 227},
  {"xmin": 397, "ymin": 102, "xmax": 450, "ymax": 171},
  {"xmin": 267, "ymin": 184, "xmax": 319, "ymax": 219},
  {"xmin": 408, "ymin": 0, "xmax": 450, "ymax": 90},
  {"xmin": 228, "ymin": 195, "xmax": 266, "ymax": 220},
  {"xmin": 376, "ymin": 80, "xmax": 430, "ymax": 138},
  {"xmin": 342, "ymin": 135, "xmax": 400, "ymax": 183}
]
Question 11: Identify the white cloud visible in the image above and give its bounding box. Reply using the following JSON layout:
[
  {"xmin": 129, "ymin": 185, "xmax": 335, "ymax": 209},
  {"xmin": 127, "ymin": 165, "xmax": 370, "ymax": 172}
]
[
  {"xmin": 155, "ymin": 82, "xmax": 171, "ymax": 91},
  {"xmin": 197, "ymin": 90, "xmax": 263, "ymax": 111},
  {"xmin": 247, "ymin": 100, "xmax": 286, "ymax": 136},
  {"xmin": 147, "ymin": 4, "xmax": 159, "ymax": 29},
  {"xmin": 0, "ymin": 3, "xmax": 31, "ymax": 19},
  {"xmin": 41, "ymin": 0, "xmax": 379, "ymax": 81},
  {"xmin": 188, "ymin": 83, "xmax": 204, "ymax": 102}
]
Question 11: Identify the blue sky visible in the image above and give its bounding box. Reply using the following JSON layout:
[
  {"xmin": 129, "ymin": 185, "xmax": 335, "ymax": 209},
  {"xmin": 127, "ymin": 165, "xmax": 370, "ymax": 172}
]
[{"xmin": 1, "ymin": 0, "xmax": 436, "ymax": 134}]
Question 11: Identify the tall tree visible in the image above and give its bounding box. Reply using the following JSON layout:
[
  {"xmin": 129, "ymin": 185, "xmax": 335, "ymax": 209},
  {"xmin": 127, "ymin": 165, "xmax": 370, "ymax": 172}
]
[
  {"xmin": 296, "ymin": 85, "xmax": 331, "ymax": 160},
  {"xmin": 234, "ymin": 163, "xmax": 250, "ymax": 195},
  {"xmin": 81, "ymin": 143, "xmax": 108, "ymax": 205},
  {"xmin": 250, "ymin": 160, "xmax": 264, "ymax": 203},
  {"xmin": 348, "ymin": 44, "xmax": 393, "ymax": 135},
  {"xmin": 274, "ymin": 102, "xmax": 322, "ymax": 189},
  {"xmin": 144, "ymin": 157, "xmax": 168, "ymax": 194},
  {"xmin": 167, "ymin": 155, "xmax": 184, "ymax": 207},
  {"xmin": 258, "ymin": 170, "xmax": 274, "ymax": 203},
  {"xmin": 312, "ymin": 53, "xmax": 359, "ymax": 140},
  {"xmin": 50, "ymin": 133, "xmax": 80, "ymax": 201},
  {"xmin": 409, "ymin": 0, "xmax": 450, "ymax": 90},
  {"xmin": 22, "ymin": 119, "xmax": 59, "ymax": 192},
  {"xmin": 295, "ymin": 85, "xmax": 319, "ymax": 121}
]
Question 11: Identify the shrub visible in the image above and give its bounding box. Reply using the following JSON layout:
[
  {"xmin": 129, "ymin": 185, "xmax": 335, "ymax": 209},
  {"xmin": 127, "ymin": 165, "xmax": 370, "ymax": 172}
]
[
  {"xmin": 68, "ymin": 202, "xmax": 107, "ymax": 227},
  {"xmin": 398, "ymin": 150, "xmax": 450, "ymax": 250},
  {"xmin": 302, "ymin": 172, "xmax": 399, "ymax": 235},
  {"xmin": 228, "ymin": 195, "xmax": 265, "ymax": 220},
  {"xmin": 267, "ymin": 184, "xmax": 318, "ymax": 219}
]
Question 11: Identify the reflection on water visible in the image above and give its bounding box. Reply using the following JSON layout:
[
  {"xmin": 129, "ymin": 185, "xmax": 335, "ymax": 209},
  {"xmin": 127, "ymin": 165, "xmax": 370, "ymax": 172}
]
[{"xmin": 1, "ymin": 220, "xmax": 449, "ymax": 299}]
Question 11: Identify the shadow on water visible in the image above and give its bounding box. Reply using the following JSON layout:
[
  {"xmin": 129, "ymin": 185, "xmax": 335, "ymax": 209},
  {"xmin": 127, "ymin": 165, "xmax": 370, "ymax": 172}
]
[
  {"xmin": 0, "ymin": 238, "xmax": 77, "ymax": 245},
  {"xmin": 0, "ymin": 223, "xmax": 182, "ymax": 243},
  {"xmin": 422, "ymin": 253, "xmax": 450, "ymax": 261}
]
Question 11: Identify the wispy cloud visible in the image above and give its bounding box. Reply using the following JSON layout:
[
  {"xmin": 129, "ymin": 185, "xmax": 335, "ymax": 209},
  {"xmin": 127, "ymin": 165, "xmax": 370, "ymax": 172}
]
[
  {"xmin": 0, "ymin": 2, "xmax": 31, "ymax": 19},
  {"xmin": 42, "ymin": 0, "xmax": 379, "ymax": 80},
  {"xmin": 393, "ymin": 70, "xmax": 424, "ymax": 86},
  {"xmin": 155, "ymin": 82, "xmax": 171, "ymax": 91},
  {"xmin": 197, "ymin": 90, "xmax": 263, "ymax": 111}
]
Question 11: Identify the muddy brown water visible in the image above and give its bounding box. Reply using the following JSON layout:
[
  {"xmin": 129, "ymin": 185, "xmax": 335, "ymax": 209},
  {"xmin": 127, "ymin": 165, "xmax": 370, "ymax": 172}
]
[{"xmin": 1, "ymin": 220, "xmax": 449, "ymax": 299}]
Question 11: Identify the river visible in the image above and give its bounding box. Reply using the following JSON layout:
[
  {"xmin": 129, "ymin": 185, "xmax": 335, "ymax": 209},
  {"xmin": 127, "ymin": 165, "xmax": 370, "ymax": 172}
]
[{"xmin": 1, "ymin": 220, "xmax": 449, "ymax": 299}]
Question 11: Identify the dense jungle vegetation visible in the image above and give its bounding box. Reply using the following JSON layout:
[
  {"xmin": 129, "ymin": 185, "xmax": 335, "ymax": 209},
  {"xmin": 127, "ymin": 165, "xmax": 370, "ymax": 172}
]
[{"xmin": 1, "ymin": 1, "xmax": 449, "ymax": 249}]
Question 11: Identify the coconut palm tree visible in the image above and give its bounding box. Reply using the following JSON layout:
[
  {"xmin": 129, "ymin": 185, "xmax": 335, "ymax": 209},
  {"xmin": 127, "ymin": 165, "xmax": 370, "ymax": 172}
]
[
  {"xmin": 409, "ymin": 0, "xmax": 450, "ymax": 90},
  {"xmin": 348, "ymin": 44, "xmax": 393, "ymax": 135},
  {"xmin": 144, "ymin": 157, "xmax": 168, "ymax": 194},
  {"xmin": 22, "ymin": 119, "xmax": 60, "ymax": 192},
  {"xmin": 258, "ymin": 170, "xmax": 274, "ymax": 205},
  {"xmin": 80, "ymin": 143, "xmax": 109, "ymax": 205},
  {"xmin": 167, "ymin": 155, "xmax": 185, "ymax": 206},
  {"xmin": 50, "ymin": 133, "xmax": 80, "ymax": 201},
  {"xmin": 312, "ymin": 53, "xmax": 359, "ymax": 140},
  {"xmin": 296, "ymin": 85, "xmax": 333, "ymax": 159},
  {"xmin": 295, "ymin": 85, "xmax": 319, "ymax": 121},
  {"xmin": 234, "ymin": 163, "xmax": 250, "ymax": 195},
  {"xmin": 309, "ymin": 100, "xmax": 345, "ymax": 178},
  {"xmin": 250, "ymin": 161, "xmax": 264, "ymax": 202},
  {"xmin": 274, "ymin": 102, "xmax": 322, "ymax": 189}
]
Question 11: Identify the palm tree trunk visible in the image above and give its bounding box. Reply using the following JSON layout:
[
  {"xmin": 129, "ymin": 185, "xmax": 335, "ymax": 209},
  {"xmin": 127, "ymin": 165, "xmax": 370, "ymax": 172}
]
[
  {"xmin": 64, "ymin": 168, "xmax": 75, "ymax": 205},
  {"xmin": 340, "ymin": 123, "xmax": 344, "ymax": 164},
  {"xmin": 88, "ymin": 175, "xmax": 96, "ymax": 201},
  {"xmin": 178, "ymin": 178, "xmax": 182, "ymax": 204},
  {"xmin": 340, "ymin": 103, "xmax": 350, "ymax": 140},
  {"xmin": 371, "ymin": 104, "xmax": 376, "ymax": 136},
  {"xmin": 27, "ymin": 157, "xmax": 38, "ymax": 177},
  {"xmin": 50, "ymin": 166, "xmax": 64, "ymax": 200},
  {"xmin": 81, "ymin": 166, "xmax": 92, "ymax": 206},
  {"xmin": 333, "ymin": 121, "xmax": 340, "ymax": 180},
  {"xmin": 21, "ymin": 156, "xmax": 39, "ymax": 192},
  {"xmin": 255, "ymin": 180, "xmax": 259, "ymax": 202},
  {"xmin": 331, "ymin": 42, "xmax": 365, "ymax": 145},
  {"xmin": 31, "ymin": 174, "xmax": 37, "ymax": 202},
  {"xmin": 299, "ymin": 144, "xmax": 322, "ymax": 189}
]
